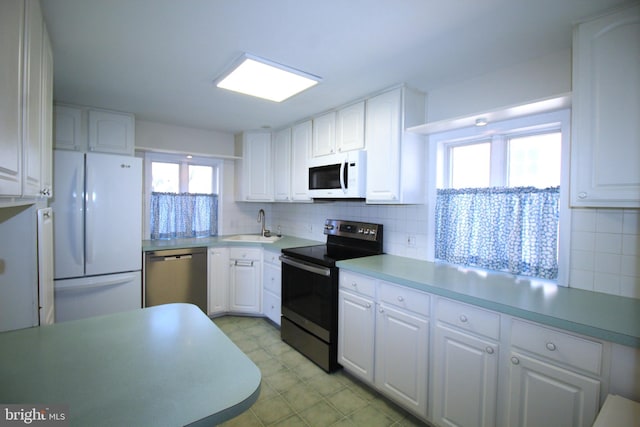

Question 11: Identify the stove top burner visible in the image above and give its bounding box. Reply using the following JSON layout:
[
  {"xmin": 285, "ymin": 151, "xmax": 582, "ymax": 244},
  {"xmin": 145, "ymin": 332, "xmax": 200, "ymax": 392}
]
[{"xmin": 281, "ymin": 219, "xmax": 384, "ymax": 267}]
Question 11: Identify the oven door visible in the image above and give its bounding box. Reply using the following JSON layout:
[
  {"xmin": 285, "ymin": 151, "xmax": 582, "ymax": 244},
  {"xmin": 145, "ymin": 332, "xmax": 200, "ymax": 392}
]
[{"xmin": 280, "ymin": 255, "xmax": 338, "ymax": 342}]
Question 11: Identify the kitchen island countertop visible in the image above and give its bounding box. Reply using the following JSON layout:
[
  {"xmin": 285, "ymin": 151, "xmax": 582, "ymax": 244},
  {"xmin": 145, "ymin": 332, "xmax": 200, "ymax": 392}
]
[
  {"xmin": 0, "ymin": 303, "xmax": 261, "ymax": 426},
  {"xmin": 338, "ymin": 254, "xmax": 640, "ymax": 348}
]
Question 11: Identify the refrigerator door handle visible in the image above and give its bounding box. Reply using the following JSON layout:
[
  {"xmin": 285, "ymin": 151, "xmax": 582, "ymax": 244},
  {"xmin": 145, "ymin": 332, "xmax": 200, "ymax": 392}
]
[
  {"xmin": 55, "ymin": 276, "xmax": 134, "ymax": 293},
  {"xmin": 85, "ymin": 168, "xmax": 95, "ymax": 268}
]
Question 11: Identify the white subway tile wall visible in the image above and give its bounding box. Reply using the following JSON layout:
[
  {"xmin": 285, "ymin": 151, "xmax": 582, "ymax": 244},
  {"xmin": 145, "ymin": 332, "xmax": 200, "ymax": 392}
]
[
  {"xmin": 223, "ymin": 196, "xmax": 640, "ymax": 300},
  {"xmin": 570, "ymin": 209, "xmax": 640, "ymax": 298}
]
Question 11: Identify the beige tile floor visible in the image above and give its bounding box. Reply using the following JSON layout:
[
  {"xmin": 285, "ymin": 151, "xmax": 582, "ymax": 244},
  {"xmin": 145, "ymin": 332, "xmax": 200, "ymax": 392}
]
[{"xmin": 213, "ymin": 315, "xmax": 430, "ymax": 427}]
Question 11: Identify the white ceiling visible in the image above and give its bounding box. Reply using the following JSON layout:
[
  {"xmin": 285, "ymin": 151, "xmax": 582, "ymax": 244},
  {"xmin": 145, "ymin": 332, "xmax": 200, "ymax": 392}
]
[{"xmin": 41, "ymin": 0, "xmax": 627, "ymax": 135}]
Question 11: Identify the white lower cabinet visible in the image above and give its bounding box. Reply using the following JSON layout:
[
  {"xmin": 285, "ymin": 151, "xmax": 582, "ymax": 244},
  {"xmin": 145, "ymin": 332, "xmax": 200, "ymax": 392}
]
[
  {"xmin": 506, "ymin": 352, "xmax": 600, "ymax": 427},
  {"xmin": 505, "ymin": 319, "xmax": 602, "ymax": 427},
  {"xmin": 338, "ymin": 288, "xmax": 376, "ymax": 382},
  {"xmin": 208, "ymin": 247, "xmax": 229, "ymax": 316},
  {"xmin": 262, "ymin": 249, "xmax": 281, "ymax": 325},
  {"xmin": 432, "ymin": 298, "xmax": 500, "ymax": 427},
  {"xmin": 228, "ymin": 248, "xmax": 262, "ymax": 314},
  {"xmin": 433, "ymin": 323, "xmax": 499, "ymax": 427},
  {"xmin": 337, "ymin": 270, "xmax": 610, "ymax": 427},
  {"xmin": 338, "ymin": 271, "xmax": 429, "ymax": 420},
  {"xmin": 375, "ymin": 300, "xmax": 429, "ymax": 418}
]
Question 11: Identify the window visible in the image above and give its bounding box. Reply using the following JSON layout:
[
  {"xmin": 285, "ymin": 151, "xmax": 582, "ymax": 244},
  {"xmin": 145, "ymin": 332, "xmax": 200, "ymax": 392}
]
[
  {"xmin": 145, "ymin": 154, "xmax": 220, "ymax": 239},
  {"xmin": 429, "ymin": 110, "xmax": 571, "ymax": 284}
]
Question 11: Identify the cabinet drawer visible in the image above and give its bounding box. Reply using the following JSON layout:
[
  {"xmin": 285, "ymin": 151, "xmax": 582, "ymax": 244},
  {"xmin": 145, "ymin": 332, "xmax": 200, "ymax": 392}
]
[
  {"xmin": 263, "ymin": 262, "xmax": 281, "ymax": 295},
  {"xmin": 436, "ymin": 298, "xmax": 500, "ymax": 340},
  {"xmin": 340, "ymin": 271, "xmax": 376, "ymax": 298},
  {"xmin": 229, "ymin": 248, "xmax": 261, "ymax": 260},
  {"xmin": 378, "ymin": 281, "xmax": 429, "ymax": 316},
  {"xmin": 264, "ymin": 250, "xmax": 281, "ymax": 265},
  {"xmin": 511, "ymin": 319, "xmax": 603, "ymax": 375}
]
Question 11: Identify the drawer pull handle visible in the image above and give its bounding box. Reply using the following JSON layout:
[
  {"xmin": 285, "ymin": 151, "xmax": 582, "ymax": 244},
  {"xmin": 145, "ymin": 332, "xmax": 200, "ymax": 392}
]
[
  {"xmin": 397, "ymin": 296, "xmax": 404, "ymax": 302},
  {"xmin": 485, "ymin": 346, "xmax": 494, "ymax": 355},
  {"xmin": 459, "ymin": 315, "xmax": 468, "ymax": 323},
  {"xmin": 511, "ymin": 356, "xmax": 520, "ymax": 365},
  {"xmin": 546, "ymin": 342, "xmax": 557, "ymax": 351}
]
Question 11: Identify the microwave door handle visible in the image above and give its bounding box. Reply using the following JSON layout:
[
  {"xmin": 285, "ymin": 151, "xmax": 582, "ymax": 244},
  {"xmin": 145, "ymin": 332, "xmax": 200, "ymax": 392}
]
[{"xmin": 340, "ymin": 158, "xmax": 347, "ymax": 194}]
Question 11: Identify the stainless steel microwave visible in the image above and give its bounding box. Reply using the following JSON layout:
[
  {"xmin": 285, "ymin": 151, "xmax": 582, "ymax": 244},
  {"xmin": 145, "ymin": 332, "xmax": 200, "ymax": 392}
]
[{"xmin": 308, "ymin": 150, "xmax": 366, "ymax": 198}]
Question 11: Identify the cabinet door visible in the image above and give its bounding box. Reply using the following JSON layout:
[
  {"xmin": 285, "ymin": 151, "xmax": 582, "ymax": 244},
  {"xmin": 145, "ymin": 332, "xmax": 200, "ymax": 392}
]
[
  {"xmin": 571, "ymin": 4, "xmax": 640, "ymax": 207},
  {"xmin": 506, "ymin": 352, "xmax": 600, "ymax": 427},
  {"xmin": 291, "ymin": 120, "xmax": 312, "ymax": 201},
  {"xmin": 273, "ymin": 128, "xmax": 292, "ymax": 201},
  {"xmin": 375, "ymin": 303, "xmax": 429, "ymax": 418},
  {"xmin": 229, "ymin": 260, "xmax": 261, "ymax": 313},
  {"xmin": 39, "ymin": 24, "xmax": 53, "ymax": 198},
  {"xmin": 336, "ymin": 102, "xmax": 365, "ymax": 152},
  {"xmin": 433, "ymin": 323, "xmax": 499, "ymax": 427},
  {"xmin": 208, "ymin": 248, "xmax": 229, "ymax": 315},
  {"xmin": 22, "ymin": 0, "xmax": 44, "ymax": 197},
  {"xmin": 263, "ymin": 290, "xmax": 281, "ymax": 326},
  {"xmin": 365, "ymin": 89, "xmax": 401, "ymax": 202},
  {"xmin": 312, "ymin": 111, "xmax": 336, "ymax": 157},
  {"xmin": 0, "ymin": 0, "xmax": 24, "ymax": 196},
  {"xmin": 338, "ymin": 289, "xmax": 375, "ymax": 382},
  {"xmin": 54, "ymin": 105, "xmax": 83, "ymax": 151},
  {"xmin": 242, "ymin": 132, "xmax": 273, "ymax": 201},
  {"xmin": 88, "ymin": 110, "xmax": 135, "ymax": 155}
]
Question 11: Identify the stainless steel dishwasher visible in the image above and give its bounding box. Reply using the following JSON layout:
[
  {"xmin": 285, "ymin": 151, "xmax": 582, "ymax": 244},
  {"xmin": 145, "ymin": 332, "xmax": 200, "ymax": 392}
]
[{"xmin": 144, "ymin": 247, "xmax": 208, "ymax": 313}]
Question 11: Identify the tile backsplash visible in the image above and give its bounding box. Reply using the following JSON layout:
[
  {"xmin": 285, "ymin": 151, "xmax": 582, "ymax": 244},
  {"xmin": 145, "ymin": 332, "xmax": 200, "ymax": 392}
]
[
  {"xmin": 224, "ymin": 200, "xmax": 640, "ymax": 299},
  {"xmin": 570, "ymin": 208, "xmax": 640, "ymax": 298}
]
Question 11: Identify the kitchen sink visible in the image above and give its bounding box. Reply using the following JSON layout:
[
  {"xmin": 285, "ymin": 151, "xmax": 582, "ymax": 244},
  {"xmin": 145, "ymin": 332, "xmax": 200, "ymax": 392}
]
[{"xmin": 222, "ymin": 234, "xmax": 282, "ymax": 243}]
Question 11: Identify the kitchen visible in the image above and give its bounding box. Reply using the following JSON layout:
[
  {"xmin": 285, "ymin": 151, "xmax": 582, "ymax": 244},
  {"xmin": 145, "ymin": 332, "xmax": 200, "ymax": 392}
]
[{"xmin": 1, "ymin": 0, "xmax": 640, "ymax": 426}]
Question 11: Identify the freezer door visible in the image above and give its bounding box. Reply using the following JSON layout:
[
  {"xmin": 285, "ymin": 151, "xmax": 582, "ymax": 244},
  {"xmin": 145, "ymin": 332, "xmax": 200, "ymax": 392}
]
[
  {"xmin": 51, "ymin": 150, "xmax": 85, "ymax": 279},
  {"xmin": 54, "ymin": 271, "xmax": 142, "ymax": 322},
  {"xmin": 85, "ymin": 153, "xmax": 142, "ymax": 276}
]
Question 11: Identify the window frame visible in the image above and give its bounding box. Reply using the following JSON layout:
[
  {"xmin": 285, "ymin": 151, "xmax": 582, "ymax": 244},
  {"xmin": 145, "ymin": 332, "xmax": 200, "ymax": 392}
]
[
  {"xmin": 141, "ymin": 152, "xmax": 223, "ymax": 240},
  {"xmin": 427, "ymin": 109, "xmax": 571, "ymax": 286}
]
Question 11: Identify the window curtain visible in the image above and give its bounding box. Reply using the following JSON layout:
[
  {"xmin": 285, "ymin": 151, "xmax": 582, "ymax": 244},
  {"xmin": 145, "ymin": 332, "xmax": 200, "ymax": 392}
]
[
  {"xmin": 150, "ymin": 192, "xmax": 218, "ymax": 239},
  {"xmin": 435, "ymin": 186, "xmax": 560, "ymax": 280}
]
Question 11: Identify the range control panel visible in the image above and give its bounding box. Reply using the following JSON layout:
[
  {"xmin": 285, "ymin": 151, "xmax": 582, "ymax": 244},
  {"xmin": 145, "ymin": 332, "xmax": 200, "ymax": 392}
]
[{"xmin": 323, "ymin": 219, "xmax": 383, "ymax": 242}]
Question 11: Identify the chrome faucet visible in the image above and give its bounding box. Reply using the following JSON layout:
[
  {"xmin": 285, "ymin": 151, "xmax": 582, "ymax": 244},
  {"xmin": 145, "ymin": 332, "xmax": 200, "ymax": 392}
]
[{"xmin": 257, "ymin": 209, "xmax": 270, "ymax": 237}]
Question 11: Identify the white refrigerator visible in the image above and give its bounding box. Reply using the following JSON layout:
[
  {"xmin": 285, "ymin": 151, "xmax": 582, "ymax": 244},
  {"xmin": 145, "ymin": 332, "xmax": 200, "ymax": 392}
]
[{"xmin": 51, "ymin": 151, "xmax": 142, "ymax": 322}]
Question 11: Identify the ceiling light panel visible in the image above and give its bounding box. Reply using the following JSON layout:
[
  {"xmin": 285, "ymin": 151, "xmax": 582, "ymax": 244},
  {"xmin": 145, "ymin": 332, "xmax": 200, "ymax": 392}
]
[{"xmin": 215, "ymin": 54, "xmax": 321, "ymax": 102}]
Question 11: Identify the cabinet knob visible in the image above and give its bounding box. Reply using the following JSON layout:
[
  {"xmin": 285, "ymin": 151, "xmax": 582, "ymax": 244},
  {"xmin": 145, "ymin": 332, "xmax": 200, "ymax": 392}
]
[
  {"xmin": 578, "ymin": 192, "xmax": 588, "ymax": 199},
  {"xmin": 365, "ymin": 303, "xmax": 371, "ymax": 309},
  {"xmin": 459, "ymin": 314, "xmax": 468, "ymax": 323},
  {"xmin": 351, "ymin": 282, "xmax": 357, "ymax": 288},
  {"xmin": 397, "ymin": 296, "xmax": 404, "ymax": 302},
  {"xmin": 511, "ymin": 356, "xmax": 520, "ymax": 365},
  {"xmin": 545, "ymin": 342, "xmax": 557, "ymax": 351},
  {"xmin": 379, "ymin": 307, "xmax": 384, "ymax": 313},
  {"xmin": 485, "ymin": 346, "xmax": 494, "ymax": 355}
]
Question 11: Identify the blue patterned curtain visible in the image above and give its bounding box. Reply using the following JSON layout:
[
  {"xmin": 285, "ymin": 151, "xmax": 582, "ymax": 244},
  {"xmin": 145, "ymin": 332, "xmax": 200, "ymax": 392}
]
[
  {"xmin": 435, "ymin": 186, "xmax": 560, "ymax": 279},
  {"xmin": 150, "ymin": 192, "xmax": 218, "ymax": 239}
]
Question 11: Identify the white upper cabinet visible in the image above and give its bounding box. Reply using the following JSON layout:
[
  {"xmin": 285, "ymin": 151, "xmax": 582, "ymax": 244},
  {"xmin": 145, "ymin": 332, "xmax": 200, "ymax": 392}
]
[
  {"xmin": 336, "ymin": 101, "xmax": 365, "ymax": 153},
  {"xmin": 235, "ymin": 131, "xmax": 273, "ymax": 202},
  {"xmin": 273, "ymin": 127, "xmax": 292, "ymax": 201},
  {"xmin": 0, "ymin": 0, "xmax": 25, "ymax": 197},
  {"xmin": 88, "ymin": 110, "xmax": 135, "ymax": 155},
  {"xmin": 290, "ymin": 120, "xmax": 312, "ymax": 201},
  {"xmin": 570, "ymin": 3, "xmax": 640, "ymax": 207},
  {"xmin": 54, "ymin": 105, "xmax": 83, "ymax": 151},
  {"xmin": 312, "ymin": 111, "xmax": 336, "ymax": 157},
  {"xmin": 313, "ymin": 103, "xmax": 365, "ymax": 158},
  {"xmin": 365, "ymin": 86, "xmax": 426, "ymax": 204},
  {"xmin": 54, "ymin": 104, "xmax": 135, "ymax": 156},
  {"xmin": 0, "ymin": 0, "xmax": 53, "ymax": 200}
]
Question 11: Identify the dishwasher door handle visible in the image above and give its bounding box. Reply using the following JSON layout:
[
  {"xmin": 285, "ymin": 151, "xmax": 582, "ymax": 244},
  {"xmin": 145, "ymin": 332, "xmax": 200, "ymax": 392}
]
[{"xmin": 163, "ymin": 255, "xmax": 193, "ymax": 261}]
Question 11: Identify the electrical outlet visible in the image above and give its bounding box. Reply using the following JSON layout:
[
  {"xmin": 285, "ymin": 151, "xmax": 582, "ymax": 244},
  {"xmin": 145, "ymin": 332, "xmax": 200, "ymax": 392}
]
[{"xmin": 407, "ymin": 235, "xmax": 416, "ymax": 247}]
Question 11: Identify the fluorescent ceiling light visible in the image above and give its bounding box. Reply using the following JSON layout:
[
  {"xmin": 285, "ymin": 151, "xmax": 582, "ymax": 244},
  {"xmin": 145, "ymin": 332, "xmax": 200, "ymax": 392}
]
[{"xmin": 215, "ymin": 54, "xmax": 321, "ymax": 102}]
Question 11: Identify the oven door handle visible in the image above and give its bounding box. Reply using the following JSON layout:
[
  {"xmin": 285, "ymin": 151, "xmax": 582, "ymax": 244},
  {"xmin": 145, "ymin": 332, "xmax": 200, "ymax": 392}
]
[{"xmin": 279, "ymin": 255, "xmax": 331, "ymax": 277}]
